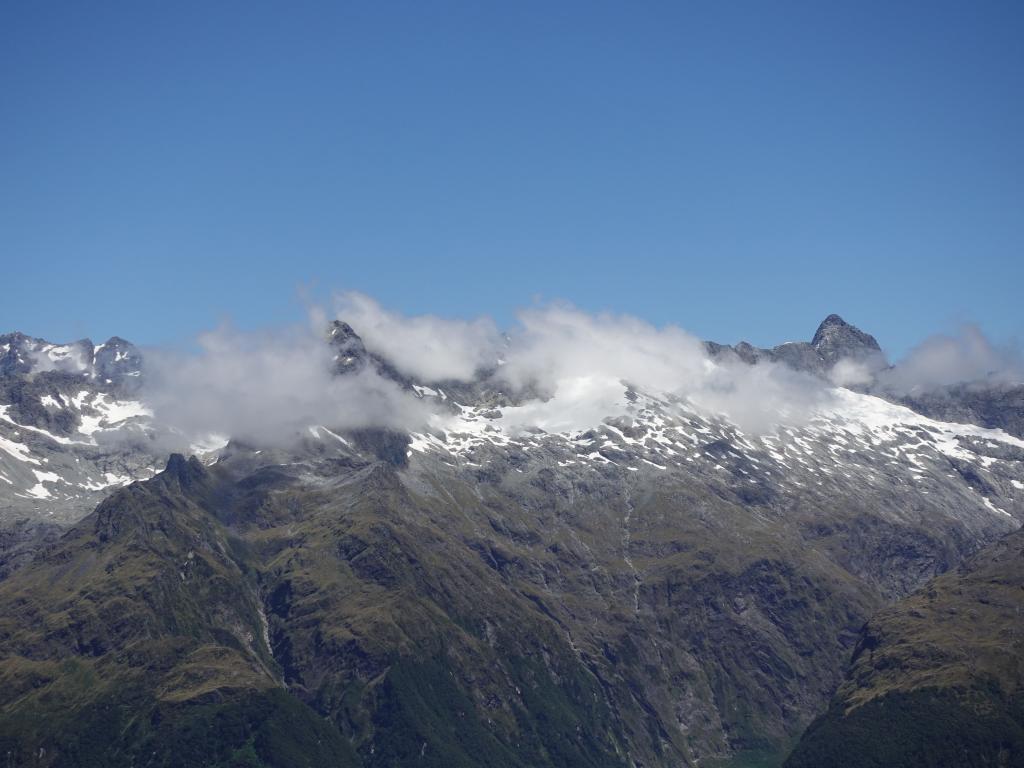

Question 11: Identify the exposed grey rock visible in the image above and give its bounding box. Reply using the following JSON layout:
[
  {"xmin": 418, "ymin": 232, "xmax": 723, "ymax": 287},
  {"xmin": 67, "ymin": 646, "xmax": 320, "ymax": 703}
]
[
  {"xmin": 93, "ymin": 336, "xmax": 143, "ymax": 383},
  {"xmin": 705, "ymin": 314, "xmax": 887, "ymax": 380},
  {"xmin": 810, "ymin": 313, "xmax": 883, "ymax": 366},
  {"xmin": 328, "ymin": 320, "xmax": 370, "ymax": 375},
  {"xmin": 770, "ymin": 340, "xmax": 827, "ymax": 375}
]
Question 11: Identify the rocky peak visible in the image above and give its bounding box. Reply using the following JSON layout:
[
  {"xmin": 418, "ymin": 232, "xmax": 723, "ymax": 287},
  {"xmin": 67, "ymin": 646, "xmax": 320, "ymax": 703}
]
[
  {"xmin": 811, "ymin": 314, "xmax": 883, "ymax": 366},
  {"xmin": 704, "ymin": 315, "xmax": 887, "ymax": 380},
  {"xmin": 328, "ymin": 320, "xmax": 369, "ymax": 375},
  {"xmin": 93, "ymin": 336, "xmax": 143, "ymax": 382},
  {"xmin": 160, "ymin": 453, "xmax": 208, "ymax": 490},
  {"xmin": 811, "ymin": 313, "xmax": 850, "ymax": 339},
  {"xmin": 327, "ymin": 320, "xmax": 413, "ymax": 387},
  {"xmin": 1, "ymin": 332, "xmax": 142, "ymax": 385},
  {"xmin": 1, "ymin": 332, "xmax": 47, "ymax": 376}
]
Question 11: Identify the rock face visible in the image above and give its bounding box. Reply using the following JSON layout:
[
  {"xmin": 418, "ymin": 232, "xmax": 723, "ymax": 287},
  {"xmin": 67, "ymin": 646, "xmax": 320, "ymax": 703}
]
[
  {"xmin": 329, "ymin": 320, "xmax": 372, "ymax": 375},
  {"xmin": 328, "ymin": 319, "xmax": 413, "ymax": 386},
  {"xmin": 810, "ymin": 314, "xmax": 883, "ymax": 367},
  {"xmin": 0, "ymin": 316, "xmax": 1023, "ymax": 767},
  {"xmin": 785, "ymin": 526, "xmax": 1024, "ymax": 767}
]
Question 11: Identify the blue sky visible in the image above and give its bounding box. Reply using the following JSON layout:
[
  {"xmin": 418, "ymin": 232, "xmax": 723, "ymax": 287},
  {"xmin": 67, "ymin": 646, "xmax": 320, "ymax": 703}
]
[{"xmin": 2, "ymin": 1, "xmax": 1021, "ymax": 357}]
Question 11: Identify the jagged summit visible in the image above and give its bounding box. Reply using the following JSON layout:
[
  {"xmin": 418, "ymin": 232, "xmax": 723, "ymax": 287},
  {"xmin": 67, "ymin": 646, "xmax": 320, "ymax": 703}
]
[
  {"xmin": 159, "ymin": 453, "xmax": 209, "ymax": 493},
  {"xmin": 163, "ymin": 452, "xmax": 205, "ymax": 477},
  {"xmin": 811, "ymin": 314, "xmax": 883, "ymax": 366},
  {"xmin": 328, "ymin": 320, "xmax": 370, "ymax": 374},
  {"xmin": 328, "ymin": 319, "xmax": 415, "ymax": 387},
  {"xmin": 812, "ymin": 313, "xmax": 849, "ymax": 337},
  {"xmin": 327, "ymin": 320, "xmax": 360, "ymax": 345},
  {"xmin": 705, "ymin": 313, "xmax": 887, "ymax": 378},
  {"xmin": 2, "ymin": 316, "xmax": 1024, "ymax": 767},
  {"xmin": 0, "ymin": 331, "xmax": 142, "ymax": 382},
  {"xmin": 93, "ymin": 336, "xmax": 143, "ymax": 380}
]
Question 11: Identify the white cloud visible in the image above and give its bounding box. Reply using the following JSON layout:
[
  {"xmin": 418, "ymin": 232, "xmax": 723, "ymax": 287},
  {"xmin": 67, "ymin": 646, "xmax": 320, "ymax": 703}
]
[
  {"xmin": 493, "ymin": 303, "xmax": 831, "ymax": 434},
  {"xmin": 333, "ymin": 292, "xmax": 502, "ymax": 381},
  {"xmin": 143, "ymin": 323, "xmax": 429, "ymax": 447},
  {"xmin": 877, "ymin": 325, "xmax": 1024, "ymax": 394},
  {"xmin": 138, "ymin": 297, "xmax": 1024, "ymax": 448},
  {"xmin": 829, "ymin": 358, "xmax": 875, "ymax": 388},
  {"xmin": 692, "ymin": 357, "xmax": 833, "ymax": 434},
  {"xmin": 500, "ymin": 303, "xmax": 709, "ymax": 394}
]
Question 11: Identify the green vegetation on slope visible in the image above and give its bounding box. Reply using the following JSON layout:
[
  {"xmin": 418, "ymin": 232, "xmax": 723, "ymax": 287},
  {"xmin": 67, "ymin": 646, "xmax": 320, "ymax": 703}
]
[
  {"xmin": 0, "ymin": 456, "xmax": 630, "ymax": 767},
  {"xmin": 0, "ymin": 682, "xmax": 358, "ymax": 768},
  {"xmin": 0, "ymin": 443, "xmax": 1013, "ymax": 767},
  {"xmin": 785, "ymin": 527, "xmax": 1024, "ymax": 768},
  {"xmin": 785, "ymin": 685, "xmax": 1024, "ymax": 768}
]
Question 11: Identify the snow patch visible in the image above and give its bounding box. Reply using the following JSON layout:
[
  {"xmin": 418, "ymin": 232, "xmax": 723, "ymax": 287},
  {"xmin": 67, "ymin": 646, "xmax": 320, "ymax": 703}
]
[{"xmin": 0, "ymin": 432, "xmax": 40, "ymax": 464}]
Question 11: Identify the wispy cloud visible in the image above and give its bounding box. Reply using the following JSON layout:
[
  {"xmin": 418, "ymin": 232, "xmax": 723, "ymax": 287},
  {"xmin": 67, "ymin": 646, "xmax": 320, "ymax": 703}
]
[
  {"xmin": 333, "ymin": 292, "xmax": 502, "ymax": 381},
  {"xmin": 877, "ymin": 325, "xmax": 1024, "ymax": 395},
  {"xmin": 135, "ymin": 296, "xmax": 1022, "ymax": 449},
  {"xmin": 143, "ymin": 322, "xmax": 430, "ymax": 447},
  {"xmin": 340, "ymin": 298, "xmax": 833, "ymax": 434}
]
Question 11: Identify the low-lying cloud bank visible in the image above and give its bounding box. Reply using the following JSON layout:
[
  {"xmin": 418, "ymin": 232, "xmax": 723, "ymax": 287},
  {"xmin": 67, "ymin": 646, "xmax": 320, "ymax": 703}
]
[
  {"xmin": 138, "ymin": 293, "xmax": 1023, "ymax": 447},
  {"xmin": 143, "ymin": 323, "xmax": 430, "ymax": 447},
  {"xmin": 334, "ymin": 293, "xmax": 503, "ymax": 382},
  {"xmin": 324, "ymin": 293, "xmax": 837, "ymax": 434},
  {"xmin": 876, "ymin": 325, "xmax": 1024, "ymax": 395}
]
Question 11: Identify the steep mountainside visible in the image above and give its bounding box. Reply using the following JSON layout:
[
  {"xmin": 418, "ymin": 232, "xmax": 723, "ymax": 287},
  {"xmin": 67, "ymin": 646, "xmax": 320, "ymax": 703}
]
[
  {"xmin": 0, "ymin": 453, "xmax": 628, "ymax": 768},
  {"xmin": 785, "ymin": 526, "xmax": 1024, "ymax": 767},
  {"xmin": 1, "ymin": 316, "xmax": 1023, "ymax": 766},
  {"xmin": 0, "ymin": 455, "xmax": 361, "ymax": 767}
]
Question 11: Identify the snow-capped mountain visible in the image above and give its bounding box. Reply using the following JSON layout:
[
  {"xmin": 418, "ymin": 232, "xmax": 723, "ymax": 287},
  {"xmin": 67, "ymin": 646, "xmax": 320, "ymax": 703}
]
[
  {"xmin": 3, "ymin": 317, "xmax": 1023, "ymax": 541},
  {"xmin": 407, "ymin": 382, "xmax": 1024, "ymax": 525},
  {"xmin": 1, "ymin": 314, "xmax": 1023, "ymax": 766},
  {"xmin": 0, "ymin": 332, "xmax": 161, "ymax": 521},
  {"xmin": 331, "ymin": 314, "xmax": 1024, "ymax": 556},
  {"xmin": 704, "ymin": 312, "xmax": 887, "ymax": 375}
]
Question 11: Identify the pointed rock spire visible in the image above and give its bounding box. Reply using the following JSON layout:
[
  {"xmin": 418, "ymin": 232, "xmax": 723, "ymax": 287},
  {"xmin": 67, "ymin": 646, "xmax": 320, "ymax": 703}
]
[
  {"xmin": 328, "ymin": 320, "xmax": 369, "ymax": 375},
  {"xmin": 810, "ymin": 314, "xmax": 883, "ymax": 366}
]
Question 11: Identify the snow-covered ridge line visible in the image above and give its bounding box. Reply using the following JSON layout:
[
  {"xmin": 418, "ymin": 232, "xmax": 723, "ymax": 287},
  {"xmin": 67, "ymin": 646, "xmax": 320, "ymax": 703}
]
[
  {"xmin": 1, "ymin": 331, "xmax": 142, "ymax": 382},
  {"xmin": 405, "ymin": 385, "xmax": 1024, "ymax": 523},
  {"xmin": 410, "ymin": 385, "xmax": 1024, "ymax": 456},
  {"xmin": 0, "ymin": 393, "xmax": 151, "ymax": 447},
  {"xmin": 0, "ymin": 360, "xmax": 159, "ymax": 517}
]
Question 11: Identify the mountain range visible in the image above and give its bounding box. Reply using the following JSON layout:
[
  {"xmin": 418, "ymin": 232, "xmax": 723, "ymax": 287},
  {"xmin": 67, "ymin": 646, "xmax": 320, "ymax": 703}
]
[{"xmin": 0, "ymin": 315, "xmax": 1022, "ymax": 767}]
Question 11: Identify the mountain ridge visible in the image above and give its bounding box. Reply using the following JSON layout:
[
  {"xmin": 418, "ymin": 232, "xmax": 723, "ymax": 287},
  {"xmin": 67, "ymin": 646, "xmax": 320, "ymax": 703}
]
[{"xmin": 1, "ymin": 313, "xmax": 1023, "ymax": 766}]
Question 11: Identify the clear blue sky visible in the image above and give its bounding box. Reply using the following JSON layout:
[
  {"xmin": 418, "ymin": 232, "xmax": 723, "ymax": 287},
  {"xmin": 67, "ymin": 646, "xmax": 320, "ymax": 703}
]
[{"xmin": 2, "ymin": 1, "xmax": 1021, "ymax": 357}]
